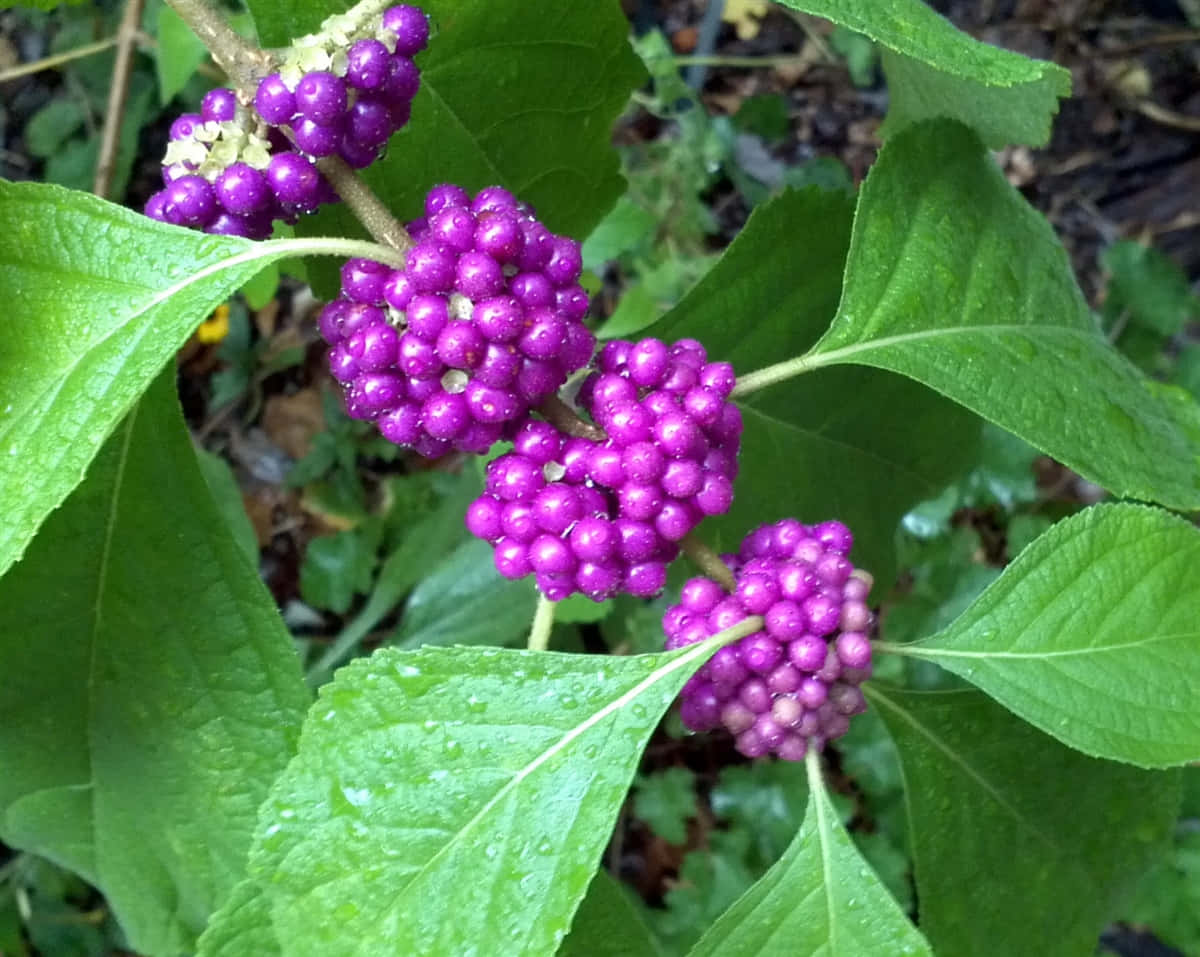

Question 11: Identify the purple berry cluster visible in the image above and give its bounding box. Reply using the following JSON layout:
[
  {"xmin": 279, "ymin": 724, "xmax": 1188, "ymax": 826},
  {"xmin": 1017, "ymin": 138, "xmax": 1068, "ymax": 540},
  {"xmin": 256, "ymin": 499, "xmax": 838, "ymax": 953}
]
[
  {"xmin": 464, "ymin": 338, "xmax": 742, "ymax": 602},
  {"xmin": 664, "ymin": 519, "xmax": 874, "ymax": 761},
  {"xmin": 317, "ymin": 183, "xmax": 595, "ymax": 458},
  {"xmin": 255, "ymin": 4, "xmax": 428, "ymax": 168},
  {"xmin": 145, "ymin": 4, "xmax": 428, "ymax": 236},
  {"xmin": 145, "ymin": 88, "xmax": 333, "ymax": 238}
]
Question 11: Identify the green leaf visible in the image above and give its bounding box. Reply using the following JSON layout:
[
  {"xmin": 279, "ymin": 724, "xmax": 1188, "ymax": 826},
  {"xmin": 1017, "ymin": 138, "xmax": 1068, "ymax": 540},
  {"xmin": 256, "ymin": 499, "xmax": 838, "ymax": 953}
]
[
  {"xmin": 198, "ymin": 639, "xmax": 730, "ymax": 957},
  {"xmin": 868, "ymin": 685, "xmax": 1180, "ymax": 957},
  {"xmin": 240, "ymin": 262, "xmax": 280, "ymax": 310},
  {"xmin": 392, "ymin": 539, "xmax": 538, "ymax": 650},
  {"xmin": 892, "ymin": 503, "xmax": 1200, "ymax": 768},
  {"xmin": 709, "ymin": 762, "xmax": 809, "ymax": 869},
  {"xmin": 1121, "ymin": 826, "xmax": 1200, "ymax": 956},
  {"xmin": 300, "ymin": 525, "xmax": 381, "ymax": 615},
  {"xmin": 582, "ymin": 196, "xmax": 659, "ymax": 271},
  {"xmin": 561, "ymin": 870, "xmax": 667, "ymax": 957},
  {"xmin": 829, "ymin": 27, "xmax": 878, "ymax": 88},
  {"xmin": 0, "ymin": 372, "xmax": 309, "ymax": 955},
  {"xmin": 554, "ymin": 593, "xmax": 613, "ymax": 625},
  {"xmin": 688, "ymin": 752, "xmax": 930, "ymax": 957},
  {"xmin": 287, "ymin": 0, "xmax": 646, "ymax": 294},
  {"xmin": 654, "ymin": 186, "xmax": 980, "ymax": 586},
  {"xmin": 777, "ymin": 0, "xmax": 1069, "ymax": 147},
  {"xmin": 799, "ymin": 120, "xmax": 1200, "ymax": 510},
  {"xmin": 305, "ymin": 473, "xmax": 479, "ymax": 686},
  {"xmin": 195, "ymin": 447, "xmax": 259, "ymax": 564},
  {"xmin": 0, "ymin": 180, "xmax": 401, "ymax": 578},
  {"xmin": 633, "ymin": 767, "xmax": 696, "ymax": 845},
  {"xmin": 1102, "ymin": 240, "xmax": 1199, "ymax": 337},
  {"xmin": 24, "ymin": 99, "xmax": 86, "ymax": 159},
  {"xmin": 155, "ymin": 5, "xmax": 210, "ymax": 103}
]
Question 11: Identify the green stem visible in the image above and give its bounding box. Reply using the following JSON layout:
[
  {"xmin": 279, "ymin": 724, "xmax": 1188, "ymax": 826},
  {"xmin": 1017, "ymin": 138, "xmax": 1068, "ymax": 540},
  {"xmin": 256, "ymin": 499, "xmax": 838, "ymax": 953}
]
[
  {"xmin": 702, "ymin": 615, "xmax": 766, "ymax": 655},
  {"xmin": 871, "ymin": 640, "xmax": 929, "ymax": 658},
  {"xmin": 527, "ymin": 595, "xmax": 557, "ymax": 652},
  {"xmin": 804, "ymin": 743, "xmax": 824, "ymax": 793},
  {"xmin": 0, "ymin": 37, "xmax": 119, "ymax": 83},
  {"xmin": 732, "ymin": 352, "xmax": 828, "ymax": 397}
]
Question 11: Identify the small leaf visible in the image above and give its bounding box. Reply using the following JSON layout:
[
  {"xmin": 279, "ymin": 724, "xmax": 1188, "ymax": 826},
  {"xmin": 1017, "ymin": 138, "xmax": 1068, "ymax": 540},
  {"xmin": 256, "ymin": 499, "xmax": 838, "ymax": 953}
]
[
  {"xmin": 1102, "ymin": 240, "xmax": 1199, "ymax": 337},
  {"xmin": 198, "ymin": 639, "xmax": 730, "ymax": 956},
  {"xmin": 300, "ymin": 525, "xmax": 381, "ymax": 615},
  {"xmin": 778, "ymin": 0, "xmax": 1069, "ymax": 147},
  {"xmin": 895, "ymin": 503, "xmax": 1200, "ymax": 767},
  {"xmin": 392, "ymin": 539, "xmax": 537, "ymax": 650},
  {"xmin": 803, "ymin": 120, "xmax": 1200, "ymax": 510},
  {"xmin": 561, "ymin": 870, "xmax": 667, "ymax": 957},
  {"xmin": 633, "ymin": 767, "xmax": 697, "ymax": 845},
  {"xmin": 155, "ymin": 5, "xmax": 210, "ymax": 103},
  {"xmin": 869, "ymin": 684, "xmax": 1180, "ymax": 957},
  {"xmin": 581, "ymin": 196, "xmax": 658, "ymax": 271},
  {"xmin": 0, "ymin": 372, "xmax": 309, "ymax": 955},
  {"xmin": 688, "ymin": 752, "xmax": 930, "ymax": 957},
  {"xmin": 24, "ymin": 99, "xmax": 86, "ymax": 158}
]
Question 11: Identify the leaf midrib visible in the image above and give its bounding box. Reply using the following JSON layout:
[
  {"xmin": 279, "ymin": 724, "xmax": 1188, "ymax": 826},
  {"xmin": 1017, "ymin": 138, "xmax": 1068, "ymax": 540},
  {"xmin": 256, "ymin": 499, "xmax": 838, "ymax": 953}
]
[
  {"xmin": 865, "ymin": 686, "xmax": 1062, "ymax": 852},
  {"xmin": 344, "ymin": 639, "xmax": 728, "ymax": 954}
]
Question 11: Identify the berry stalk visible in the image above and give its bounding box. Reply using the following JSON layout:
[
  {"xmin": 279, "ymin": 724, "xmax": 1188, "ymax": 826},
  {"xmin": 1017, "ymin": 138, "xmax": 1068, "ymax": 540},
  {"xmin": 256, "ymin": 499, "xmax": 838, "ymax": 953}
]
[
  {"xmin": 165, "ymin": 0, "xmax": 272, "ymax": 85},
  {"xmin": 164, "ymin": 0, "xmax": 416, "ymax": 251},
  {"xmin": 527, "ymin": 594, "xmax": 557, "ymax": 652}
]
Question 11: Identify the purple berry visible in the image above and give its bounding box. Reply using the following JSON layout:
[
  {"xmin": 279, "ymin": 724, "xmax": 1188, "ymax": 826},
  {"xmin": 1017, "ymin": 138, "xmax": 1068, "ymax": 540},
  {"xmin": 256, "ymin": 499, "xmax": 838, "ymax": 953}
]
[
  {"xmin": 201, "ymin": 87, "xmax": 239, "ymax": 123},
  {"xmin": 267, "ymin": 152, "xmax": 320, "ymax": 205},
  {"xmin": 164, "ymin": 175, "xmax": 217, "ymax": 226},
  {"xmin": 383, "ymin": 4, "xmax": 430, "ymax": 57},
  {"xmin": 346, "ymin": 38, "xmax": 391, "ymax": 90},
  {"xmin": 255, "ymin": 74, "xmax": 296, "ymax": 123},
  {"xmin": 295, "ymin": 71, "xmax": 348, "ymax": 125}
]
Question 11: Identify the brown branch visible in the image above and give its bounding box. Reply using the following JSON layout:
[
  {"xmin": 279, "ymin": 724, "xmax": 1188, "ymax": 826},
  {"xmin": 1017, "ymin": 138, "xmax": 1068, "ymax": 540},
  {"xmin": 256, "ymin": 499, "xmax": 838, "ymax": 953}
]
[
  {"xmin": 681, "ymin": 534, "xmax": 736, "ymax": 592},
  {"xmin": 165, "ymin": 0, "xmax": 413, "ymax": 250},
  {"xmin": 316, "ymin": 157, "xmax": 415, "ymax": 251},
  {"xmin": 0, "ymin": 37, "xmax": 119, "ymax": 84},
  {"xmin": 537, "ymin": 394, "xmax": 606, "ymax": 442},
  {"xmin": 165, "ymin": 0, "xmax": 272, "ymax": 86},
  {"xmin": 93, "ymin": 0, "xmax": 145, "ymax": 198}
]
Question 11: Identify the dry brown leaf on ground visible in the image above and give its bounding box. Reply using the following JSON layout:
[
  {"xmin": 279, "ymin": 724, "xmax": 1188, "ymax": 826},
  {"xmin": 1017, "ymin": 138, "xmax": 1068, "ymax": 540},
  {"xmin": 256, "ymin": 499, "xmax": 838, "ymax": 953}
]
[{"xmin": 262, "ymin": 388, "xmax": 325, "ymax": 460}]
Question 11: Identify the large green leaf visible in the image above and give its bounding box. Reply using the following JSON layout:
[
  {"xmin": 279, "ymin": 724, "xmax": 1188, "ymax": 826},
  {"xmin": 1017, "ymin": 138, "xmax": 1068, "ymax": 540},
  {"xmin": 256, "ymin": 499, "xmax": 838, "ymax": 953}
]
[
  {"xmin": 653, "ymin": 187, "xmax": 979, "ymax": 586},
  {"xmin": 887, "ymin": 504, "xmax": 1200, "ymax": 768},
  {"xmin": 687, "ymin": 751, "xmax": 930, "ymax": 957},
  {"xmin": 779, "ymin": 0, "xmax": 1069, "ymax": 147},
  {"xmin": 198, "ymin": 635, "xmax": 751, "ymax": 956},
  {"xmin": 393, "ymin": 539, "xmax": 538, "ymax": 650},
  {"xmin": 276, "ymin": 0, "xmax": 645, "ymax": 295},
  {"xmin": 771, "ymin": 121, "xmax": 1200, "ymax": 510},
  {"xmin": 0, "ymin": 181, "xmax": 402, "ymax": 578},
  {"xmin": 0, "ymin": 372, "xmax": 309, "ymax": 955},
  {"xmin": 869, "ymin": 685, "xmax": 1179, "ymax": 957},
  {"xmin": 561, "ymin": 871, "xmax": 667, "ymax": 957}
]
